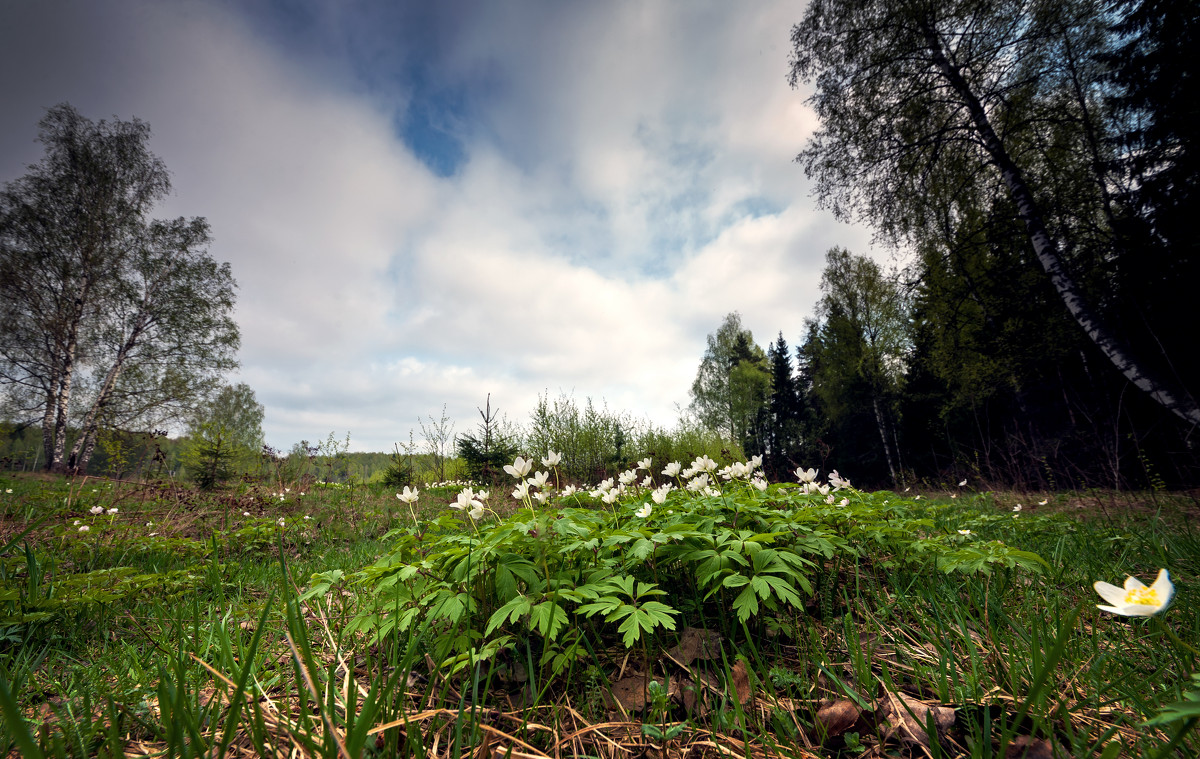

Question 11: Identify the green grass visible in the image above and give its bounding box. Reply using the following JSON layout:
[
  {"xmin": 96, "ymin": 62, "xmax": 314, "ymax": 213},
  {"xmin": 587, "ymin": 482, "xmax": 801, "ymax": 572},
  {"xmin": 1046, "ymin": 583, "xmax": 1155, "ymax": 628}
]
[{"xmin": 0, "ymin": 471, "xmax": 1197, "ymax": 758}]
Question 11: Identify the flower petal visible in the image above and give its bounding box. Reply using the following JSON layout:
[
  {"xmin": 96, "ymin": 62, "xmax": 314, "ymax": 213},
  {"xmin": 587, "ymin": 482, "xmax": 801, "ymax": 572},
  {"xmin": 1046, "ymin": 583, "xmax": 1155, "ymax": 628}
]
[
  {"xmin": 1123, "ymin": 575, "xmax": 1148, "ymax": 592},
  {"xmin": 1093, "ymin": 581, "xmax": 1127, "ymax": 606},
  {"xmin": 1149, "ymin": 568, "xmax": 1174, "ymax": 611},
  {"xmin": 1096, "ymin": 604, "xmax": 1131, "ymax": 615}
]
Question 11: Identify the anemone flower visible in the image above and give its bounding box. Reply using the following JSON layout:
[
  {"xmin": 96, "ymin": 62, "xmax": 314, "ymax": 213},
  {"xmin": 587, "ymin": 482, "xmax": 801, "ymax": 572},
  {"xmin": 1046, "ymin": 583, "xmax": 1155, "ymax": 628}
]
[
  {"xmin": 1094, "ymin": 569, "xmax": 1173, "ymax": 616},
  {"xmin": 542, "ymin": 451, "xmax": 562, "ymax": 468},
  {"xmin": 504, "ymin": 456, "xmax": 533, "ymax": 479},
  {"xmin": 635, "ymin": 503, "xmax": 652, "ymax": 518}
]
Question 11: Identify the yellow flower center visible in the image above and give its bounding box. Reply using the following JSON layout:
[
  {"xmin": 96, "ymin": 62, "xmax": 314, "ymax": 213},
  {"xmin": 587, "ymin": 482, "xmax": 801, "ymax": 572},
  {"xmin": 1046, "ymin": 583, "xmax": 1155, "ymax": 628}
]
[{"xmin": 1124, "ymin": 587, "xmax": 1159, "ymax": 605}]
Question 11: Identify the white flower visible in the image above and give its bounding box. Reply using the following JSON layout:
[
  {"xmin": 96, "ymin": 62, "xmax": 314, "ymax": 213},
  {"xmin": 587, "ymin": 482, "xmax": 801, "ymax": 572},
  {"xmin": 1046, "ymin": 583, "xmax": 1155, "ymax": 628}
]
[
  {"xmin": 704, "ymin": 486, "xmax": 721, "ymax": 497},
  {"xmin": 90, "ymin": 506, "xmax": 104, "ymax": 515},
  {"xmin": 107, "ymin": 508, "xmax": 119, "ymax": 515},
  {"xmin": 397, "ymin": 486, "xmax": 420, "ymax": 504},
  {"xmin": 528, "ymin": 471, "xmax": 551, "ymax": 489},
  {"xmin": 815, "ymin": 483, "xmax": 830, "ymax": 496},
  {"xmin": 635, "ymin": 503, "xmax": 652, "ymax": 518},
  {"xmin": 618, "ymin": 469, "xmax": 638, "ymax": 486},
  {"xmin": 303, "ymin": 515, "xmax": 311, "ymax": 520},
  {"xmin": 148, "ymin": 532, "xmax": 158, "ymax": 537},
  {"xmin": 601, "ymin": 489, "xmax": 621, "ymax": 505},
  {"xmin": 825, "ymin": 494, "xmax": 836, "ymax": 504},
  {"xmin": 512, "ymin": 481, "xmax": 530, "ymax": 500},
  {"xmin": 749, "ymin": 455, "xmax": 763, "ymax": 472},
  {"xmin": 640, "ymin": 476, "xmax": 653, "ymax": 488},
  {"xmin": 828, "ymin": 470, "xmax": 851, "ymax": 490},
  {"xmin": 1013, "ymin": 504, "xmax": 1023, "ymax": 512},
  {"xmin": 533, "ymin": 491, "xmax": 550, "ymax": 504},
  {"xmin": 1094, "ymin": 569, "xmax": 1173, "ymax": 616},
  {"xmin": 662, "ymin": 462, "xmax": 682, "ymax": 478},
  {"xmin": 243, "ymin": 511, "xmax": 251, "ymax": 517},
  {"xmin": 285, "ymin": 488, "xmax": 291, "ymax": 493},
  {"xmin": 145, "ymin": 521, "xmax": 153, "ymax": 527},
  {"xmin": 958, "ymin": 479, "xmax": 967, "ymax": 487},
  {"xmin": 453, "ymin": 488, "xmax": 483, "ymax": 512},
  {"xmin": 950, "ymin": 493, "xmax": 958, "ymax": 499},
  {"xmin": 957, "ymin": 529, "xmax": 971, "ymax": 535},
  {"xmin": 278, "ymin": 518, "xmax": 286, "ymax": 527},
  {"xmin": 78, "ymin": 525, "xmax": 89, "ymax": 533},
  {"xmin": 478, "ymin": 490, "xmax": 489, "ymax": 500},
  {"xmin": 542, "ymin": 451, "xmax": 562, "ymax": 467},
  {"xmin": 504, "ymin": 456, "xmax": 533, "ymax": 479},
  {"xmin": 837, "ymin": 498, "xmax": 849, "ymax": 507},
  {"xmin": 468, "ymin": 502, "xmax": 485, "ymax": 520},
  {"xmin": 4, "ymin": 489, "xmax": 11, "ymax": 494},
  {"xmin": 561, "ymin": 485, "xmax": 577, "ymax": 497},
  {"xmin": 636, "ymin": 457, "xmax": 653, "ymax": 471},
  {"xmin": 751, "ymin": 478, "xmax": 769, "ymax": 492},
  {"xmin": 1038, "ymin": 499, "xmax": 1048, "ymax": 506},
  {"xmin": 73, "ymin": 519, "xmax": 81, "ymax": 526},
  {"xmin": 720, "ymin": 462, "xmax": 750, "ymax": 481},
  {"xmin": 914, "ymin": 494, "xmax": 923, "ymax": 500},
  {"xmin": 686, "ymin": 474, "xmax": 710, "ymax": 492},
  {"xmin": 794, "ymin": 467, "xmax": 818, "ymax": 484},
  {"xmin": 692, "ymin": 455, "xmax": 718, "ymax": 473},
  {"xmin": 651, "ymin": 484, "xmax": 672, "ymax": 504}
]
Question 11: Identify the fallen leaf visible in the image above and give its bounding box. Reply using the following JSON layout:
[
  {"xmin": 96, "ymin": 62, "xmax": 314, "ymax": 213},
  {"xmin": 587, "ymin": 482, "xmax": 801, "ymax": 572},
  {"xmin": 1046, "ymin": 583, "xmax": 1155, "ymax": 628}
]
[
  {"xmin": 1005, "ymin": 735, "xmax": 1056, "ymax": 759},
  {"xmin": 607, "ymin": 674, "xmax": 650, "ymax": 712},
  {"xmin": 881, "ymin": 691, "xmax": 955, "ymax": 750},
  {"xmin": 665, "ymin": 627, "xmax": 723, "ymax": 667},
  {"xmin": 730, "ymin": 659, "xmax": 753, "ymax": 704},
  {"xmin": 816, "ymin": 700, "xmax": 861, "ymax": 739}
]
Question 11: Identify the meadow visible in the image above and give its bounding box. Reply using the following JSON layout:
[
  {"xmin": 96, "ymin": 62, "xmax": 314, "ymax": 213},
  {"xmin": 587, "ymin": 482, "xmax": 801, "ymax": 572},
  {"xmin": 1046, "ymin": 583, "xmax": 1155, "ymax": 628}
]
[{"xmin": 0, "ymin": 461, "xmax": 1197, "ymax": 758}]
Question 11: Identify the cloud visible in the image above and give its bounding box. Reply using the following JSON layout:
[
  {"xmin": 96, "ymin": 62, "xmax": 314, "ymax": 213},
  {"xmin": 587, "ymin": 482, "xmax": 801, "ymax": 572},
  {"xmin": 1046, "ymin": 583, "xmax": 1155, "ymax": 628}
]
[{"xmin": 0, "ymin": 0, "xmax": 878, "ymax": 452}]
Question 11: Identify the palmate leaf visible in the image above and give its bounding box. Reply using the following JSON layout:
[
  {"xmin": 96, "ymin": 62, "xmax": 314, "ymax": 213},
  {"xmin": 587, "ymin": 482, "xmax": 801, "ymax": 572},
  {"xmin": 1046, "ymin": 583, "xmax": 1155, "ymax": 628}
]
[
  {"xmin": 485, "ymin": 595, "xmax": 532, "ymax": 636},
  {"xmin": 528, "ymin": 600, "xmax": 569, "ymax": 640},
  {"xmin": 614, "ymin": 601, "xmax": 678, "ymax": 647}
]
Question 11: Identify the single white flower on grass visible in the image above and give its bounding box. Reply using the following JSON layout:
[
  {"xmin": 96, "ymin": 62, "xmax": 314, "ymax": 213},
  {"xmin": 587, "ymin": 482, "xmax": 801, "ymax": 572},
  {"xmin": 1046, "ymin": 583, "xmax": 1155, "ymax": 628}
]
[
  {"xmin": 243, "ymin": 511, "xmax": 251, "ymax": 517},
  {"xmin": 277, "ymin": 518, "xmax": 286, "ymax": 527},
  {"xmin": 636, "ymin": 457, "xmax": 653, "ymax": 471},
  {"xmin": 533, "ymin": 491, "xmax": 550, "ymax": 505},
  {"xmin": 528, "ymin": 471, "xmax": 551, "ymax": 489},
  {"xmin": 1094, "ymin": 569, "xmax": 1173, "ymax": 616},
  {"xmin": 397, "ymin": 486, "xmax": 420, "ymax": 504},
  {"xmin": 950, "ymin": 493, "xmax": 958, "ymax": 499},
  {"xmin": 542, "ymin": 451, "xmax": 562, "ymax": 468},
  {"xmin": 561, "ymin": 484, "xmax": 577, "ymax": 497},
  {"xmin": 90, "ymin": 506, "xmax": 104, "ymax": 515},
  {"xmin": 958, "ymin": 479, "xmax": 967, "ymax": 487},
  {"xmin": 601, "ymin": 489, "xmax": 620, "ymax": 505},
  {"xmin": 4, "ymin": 489, "xmax": 11, "ymax": 494},
  {"xmin": 1038, "ymin": 499, "xmax": 1048, "ymax": 506},
  {"xmin": 512, "ymin": 481, "xmax": 530, "ymax": 501},
  {"xmin": 73, "ymin": 519, "xmax": 81, "ymax": 526},
  {"xmin": 303, "ymin": 515, "xmax": 311, "ymax": 520},
  {"xmin": 504, "ymin": 456, "xmax": 532, "ymax": 479},
  {"xmin": 751, "ymin": 477, "xmax": 769, "ymax": 492},
  {"xmin": 837, "ymin": 498, "xmax": 849, "ymax": 507},
  {"xmin": 957, "ymin": 529, "xmax": 971, "ymax": 536},
  {"xmin": 635, "ymin": 503, "xmax": 652, "ymax": 518},
  {"xmin": 662, "ymin": 462, "xmax": 682, "ymax": 478},
  {"xmin": 468, "ymin": 502, "xmax": 486, "ymax": 520},
  {"xmin": 1013, "ymin": 504, "xmax": 1023, "ymax": 512},
  {"xmin": 78, "ymin": 525, "xmax": 89, "ymax": 533},
  {"xmin": 107, "ymin": 508, "xmax": 118, "ymax": 515}
]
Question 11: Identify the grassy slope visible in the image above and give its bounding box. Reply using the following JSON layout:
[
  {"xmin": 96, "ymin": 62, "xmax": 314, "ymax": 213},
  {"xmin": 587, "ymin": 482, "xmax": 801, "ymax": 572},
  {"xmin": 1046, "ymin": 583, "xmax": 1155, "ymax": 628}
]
[{"xmin": 0, "ymin": 473, "xmax": 1197, "ymax": 758}]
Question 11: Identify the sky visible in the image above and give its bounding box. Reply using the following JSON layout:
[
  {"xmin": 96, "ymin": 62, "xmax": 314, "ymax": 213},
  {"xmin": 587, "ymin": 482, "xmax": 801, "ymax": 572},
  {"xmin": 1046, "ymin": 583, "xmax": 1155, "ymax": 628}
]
[{"xmin": 0, "ymin": 0, "xmax": 878, "ymax": 453}]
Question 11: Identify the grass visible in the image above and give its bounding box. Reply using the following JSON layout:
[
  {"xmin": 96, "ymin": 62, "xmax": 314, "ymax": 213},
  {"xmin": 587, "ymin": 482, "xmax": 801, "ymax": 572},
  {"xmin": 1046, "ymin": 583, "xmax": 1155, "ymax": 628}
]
[{"xmin": 0, "ymin": 469, "xmax": 1197, "ymax": 758}]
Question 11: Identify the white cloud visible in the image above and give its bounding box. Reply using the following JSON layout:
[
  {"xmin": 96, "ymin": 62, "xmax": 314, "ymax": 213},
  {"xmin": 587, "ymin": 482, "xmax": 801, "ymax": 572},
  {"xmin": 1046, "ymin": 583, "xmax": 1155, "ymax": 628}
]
[{"xmin": 0, "ymin": 0, "xmax": 878, "ymax": 452}]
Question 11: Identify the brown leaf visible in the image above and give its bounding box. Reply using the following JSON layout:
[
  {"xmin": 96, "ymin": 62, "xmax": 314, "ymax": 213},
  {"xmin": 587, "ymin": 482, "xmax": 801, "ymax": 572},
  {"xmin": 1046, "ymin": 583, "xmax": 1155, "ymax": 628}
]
[
  {"xmin": 730, "ymin": 659, "xmax": 753, "ymax": 704},
  {"xmin": 1005, "ymin": 736, "xmax": 1056, "ymax": 759},
  {"xmin": 816, "ymin": 700, "xmax": 862, "ymax": 739},
  {"xmin": 880, "ymin": 692, "xmax": 955, "ymax": 750},
  {"xmin": 665, "ymin": 627, "xmax": 723, "ymax": 667},
  {"xmin": 606, "ymin": 674, "xmax": 650, "ymax": 712}
]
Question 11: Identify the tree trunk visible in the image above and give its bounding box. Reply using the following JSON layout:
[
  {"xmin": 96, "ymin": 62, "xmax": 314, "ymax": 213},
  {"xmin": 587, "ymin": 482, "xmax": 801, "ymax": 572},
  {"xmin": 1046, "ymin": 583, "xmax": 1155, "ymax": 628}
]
[
  {"xmin": 66, "ymin": 313, "xmax": 148, "ymax": 473},
  {"xmin": 872, "ymin": 393, "xmax": 898, "ymax": 485},
  {"xmin": 922, "ymin": 21, "xmax": 1200, "ymax": 430}
]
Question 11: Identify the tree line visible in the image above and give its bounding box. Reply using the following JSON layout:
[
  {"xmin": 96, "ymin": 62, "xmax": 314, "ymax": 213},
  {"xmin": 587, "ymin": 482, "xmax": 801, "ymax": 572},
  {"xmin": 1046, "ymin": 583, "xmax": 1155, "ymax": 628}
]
[{"xmin": 687, "ymin": 0, "xmax": 1197, "ymax": 490}]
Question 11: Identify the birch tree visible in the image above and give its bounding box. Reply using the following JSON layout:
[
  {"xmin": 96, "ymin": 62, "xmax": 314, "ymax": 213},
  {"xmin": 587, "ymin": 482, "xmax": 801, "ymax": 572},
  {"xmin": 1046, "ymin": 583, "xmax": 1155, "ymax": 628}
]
[
  {"xmin": 0, "ymin": 104, "xmax": 239, "ymax": 473},
  {"xmin": 788, "ymin": 0, "xmax": 1199, "ymax": 428}
]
